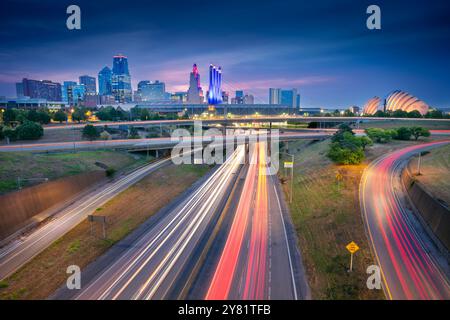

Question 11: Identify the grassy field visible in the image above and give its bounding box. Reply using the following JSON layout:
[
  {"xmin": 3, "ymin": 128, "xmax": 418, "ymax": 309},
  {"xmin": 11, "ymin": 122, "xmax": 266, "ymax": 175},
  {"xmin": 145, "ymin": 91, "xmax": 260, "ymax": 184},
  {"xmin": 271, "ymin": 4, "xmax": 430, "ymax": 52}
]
[
  {"xmin": 278, "ymin": 137, "xmax": 431, "ymax": 299},
  {"xmin": 0, "ymin": 150, "xmax": 148, "ymax": 194},
  {"xmin": 0, "ymin": 163, "xmax": 211, "ymax": 300},
  {"xmin": 410, "ymin": 143, "xmax": 450, "ymax": 206},
  {"xmin": 358, "ymin": 119, "xmax": 450, "ymax": 130}
]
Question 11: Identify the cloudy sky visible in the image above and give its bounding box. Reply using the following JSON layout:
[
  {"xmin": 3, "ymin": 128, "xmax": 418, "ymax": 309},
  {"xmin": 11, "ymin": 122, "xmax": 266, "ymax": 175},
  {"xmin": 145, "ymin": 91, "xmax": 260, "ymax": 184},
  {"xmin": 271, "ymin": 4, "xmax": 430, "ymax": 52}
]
[{"xmin": 0, "ymin": 0, "xmax": 449, "ymax": 108}]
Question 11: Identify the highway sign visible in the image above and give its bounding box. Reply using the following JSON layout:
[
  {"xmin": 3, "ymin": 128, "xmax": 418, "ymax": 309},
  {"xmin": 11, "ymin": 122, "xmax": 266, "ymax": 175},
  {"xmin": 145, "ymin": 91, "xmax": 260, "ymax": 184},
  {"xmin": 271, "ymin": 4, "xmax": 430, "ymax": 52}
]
[
  {"xmin": 284, "ymin": 161, "xmax": 294, "ymax": 168},
  {"xmin": 346, "ymin": 241, "xmax": 360, "ymax": 254}
]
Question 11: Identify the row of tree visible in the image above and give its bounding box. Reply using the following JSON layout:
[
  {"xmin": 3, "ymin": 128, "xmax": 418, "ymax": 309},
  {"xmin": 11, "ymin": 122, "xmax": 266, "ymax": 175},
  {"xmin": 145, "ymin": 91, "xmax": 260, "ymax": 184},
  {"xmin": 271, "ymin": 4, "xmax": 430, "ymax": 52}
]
[
  {"xmin": 327, "ymin": 125, "xmax": 431, "ymax": 164},
  {"xmin": 317, "ymin": 109, "xmax": 448, "ymax": 119},
  {"xmin": 0, "ymin": 121, "xmax": 44, "ymax": 142}
]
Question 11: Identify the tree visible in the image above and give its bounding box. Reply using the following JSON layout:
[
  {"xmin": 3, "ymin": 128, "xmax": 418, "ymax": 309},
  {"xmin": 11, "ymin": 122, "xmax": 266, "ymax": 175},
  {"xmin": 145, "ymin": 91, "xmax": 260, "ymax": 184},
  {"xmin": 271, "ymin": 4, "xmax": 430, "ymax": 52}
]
[
  {"xmin": 365, "ymin": 128, "xmax": 392, "ymax": 143},
  {"xmin": 27, "ymin": 110, "xmax": 40, "ymax": 122},
  {"xmin": 2, "ymin": 126, "xmax": 17, "ymax": 143},
  {"xmin": 391, "ymin": 109, "xmax": 408, "ymax": 118},
  {"xmin": 331, "ymin": 124, "xmax": 354, "ymax": 143},
  {"xmin": 140, "ymin": 108, "xmax": 150, "ymax": 121},
  {"xmin": 72, "ymin": 108, "xmax": 88, "ymax": 122},
  {"xmin": 372, "ymin": 110, "xmax": 388, "ymax": 117},
  {"xmin": 410, "ymin": 126, "xmax": 430, "ymax": 141},
  {"xmin": 53, "ymin": 110, "xmax": 68, "ymax": 123},
  {"xmin": 82, "ymin": 124, "xmax": 99, "ymax": 141},
  {"xmin": 327, "ymin": 142, "xmax": 365, "ymax": 165},
  {"xmin": 425, "ymin": 109, "xmax": 443, "ymax": 119},
  {"xmin": 359, "ymin": 136, "xmax": 373, "ymax": 150},
  {"xmin": 407, "ymin": 110, "xmax": 422, "ymax": 118},
  {"xmin": 37, "ymin": 110, "xmax": 51, "ymax": 124},
  {"xmin": 394, "ymin": 127, "xmax": 412, "ymax": 140},
  {"xmin": 15, "ymin": 121, "xmax": 44, "ymax": 140},
  {"xmin": 3, "ymin": 108, "xmax": 16, "ymax": 124},
  {"xmin": 128, "ymin": 126, "xmax": 140, "ymax": 139}
]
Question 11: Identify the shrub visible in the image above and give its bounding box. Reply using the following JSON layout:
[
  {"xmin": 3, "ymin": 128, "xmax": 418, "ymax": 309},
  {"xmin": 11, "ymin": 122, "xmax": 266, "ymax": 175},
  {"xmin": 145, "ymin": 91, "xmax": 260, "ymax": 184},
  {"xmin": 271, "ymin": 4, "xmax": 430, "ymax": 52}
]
[
  {"xmin": 15, "ymin": 121, "xmax": 43, "ymax": 140},
  {"xmin": 327, "ymin": 142, "xmax": 365, "ymax": 165},
  {"xmin": 105, "ymin": 167, "xmax": 116, "ymax": 177},
  {"xmin": 365, "ymin": 128, "xmax": 392, "ymax": 143},
  {"xmin": 394, "ymin": 127, "xmax": 412, "ymax": 140},
  {"xmin": 82, "ymin": 124, "xmax": 99, "ymax": 141},
  {"xmin": 410, "ymin": 126, "xmax": 430, "ymax": 140}
]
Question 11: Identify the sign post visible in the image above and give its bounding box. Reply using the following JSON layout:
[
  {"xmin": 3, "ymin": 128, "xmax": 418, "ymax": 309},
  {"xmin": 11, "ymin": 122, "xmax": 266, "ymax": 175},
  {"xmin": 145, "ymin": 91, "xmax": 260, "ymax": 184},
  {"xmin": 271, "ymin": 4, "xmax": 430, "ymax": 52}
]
[
  {"xmin": 346, "ymin": 241, "xmax": 360, "ymax": 272},
  {"xmin": 284, "ymin": 160, "xmax": 294, "ymax": 203}
]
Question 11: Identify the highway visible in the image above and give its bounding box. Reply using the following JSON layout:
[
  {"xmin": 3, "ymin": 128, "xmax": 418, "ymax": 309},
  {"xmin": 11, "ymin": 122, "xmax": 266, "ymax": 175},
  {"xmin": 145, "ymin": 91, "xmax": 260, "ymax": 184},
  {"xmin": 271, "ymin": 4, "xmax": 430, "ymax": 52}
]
[
  {"xmin": 206, "ymin": 142, "xmax": 301, "ymax": 300},
  {"xmin": 73, "ymin": 147, "xmax": 244, "ymax": 299},
  {"xmin": 0, "ymin": 158, "xmax": 170, "ymax": 280},
  {"xmin": 360, "ymin": 140, "xmax": 450, "ymax": 300},
  {"xmin": 0, "ymin": 132, "xmax": 331, "ymax": 152},
  {"xmin": 42, "ymin": 116, "xmax": 450, "ymax": 131}
]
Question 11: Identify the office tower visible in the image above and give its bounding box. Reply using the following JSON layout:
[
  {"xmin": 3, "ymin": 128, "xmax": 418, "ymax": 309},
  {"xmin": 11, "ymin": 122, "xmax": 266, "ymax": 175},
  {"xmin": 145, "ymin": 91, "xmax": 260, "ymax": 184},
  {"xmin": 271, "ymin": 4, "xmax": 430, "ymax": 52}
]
[
  {"xmin": 138, "ymin": 80, "xmax": 166, "ymax": 101},
  {"xmin": 280, "ymin": 88, "xmax": 298, "ymax": 108},
  {"xmin": 221, "ymin": 91, "xmax": 229, "ymax": 104},
  {"xmin": 232, "ymin": 90, "xmax": 244, "ymax": 104},
  {"xmin": 243, "ymin": 94, "xmax": 254, "ymax": 104},
  {"xmin": 98, "ymin": 66, "xmax": 113, "ymax": 95},
  {"xmin": 269, "ymin": 88, "xmax": 281, "ymax": 104},
  {"xmin": 21, "ymin": 78, "xmax": 62, "ymax": 101},
  {"xmin": 187, "ymin": 64, "xmax": 204, "ymax": 103},
  {"xmin": 79, "ymin": 75, "xmax": 96, "ymax": 94},
  {"xmin": 71, "ymin": 84, "xmax": 86, "ymax": 104},
  {"xmin": 296, "ymin": 93, "xmax": 301, "ymax": 109},
  {"xmin": 62, "ymin": 81, "xmax": 77, "ymax": 103},
  {"xmin": 111, "ymin": 55, "xmax": 132, "ymax": 103},
  {"xmin": 15, "ymin": 82, "xmax": 24, "ymax": 97}
]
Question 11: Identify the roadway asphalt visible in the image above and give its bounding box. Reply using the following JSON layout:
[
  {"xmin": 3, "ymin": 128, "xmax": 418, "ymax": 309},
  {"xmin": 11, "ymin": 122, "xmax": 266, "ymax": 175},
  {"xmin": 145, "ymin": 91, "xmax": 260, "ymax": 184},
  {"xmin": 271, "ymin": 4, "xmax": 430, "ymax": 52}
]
[
  {"xmin": 360, "ymin": 140, "xmax": 450, "ymax": 299},
  {"xmin": 0, "ymin": 158, "xmax": 170, "ymax": 280},
  {"xmin": 42, "ymin": 116, "xmax": 450, "ymax": 131},
  {"xmin": 0, "ymin": 132, "xmax": 332, "ymax": 152},
  {"xmin": 205, "ymin": 142, "xmax": 307, "ymax": 300},
  {"xmin": 67, "ymin": 147, "xmax": 244, "ymax": 299}
]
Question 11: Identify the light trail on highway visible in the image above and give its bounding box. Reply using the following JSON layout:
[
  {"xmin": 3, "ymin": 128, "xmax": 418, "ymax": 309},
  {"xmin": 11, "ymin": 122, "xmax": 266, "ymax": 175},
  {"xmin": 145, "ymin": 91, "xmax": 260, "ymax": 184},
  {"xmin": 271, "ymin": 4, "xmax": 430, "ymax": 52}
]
[
  {"xmin": 206, "ymin": 142, "xmax": 298, "ymax": 300},
  {"xmin": 360, "ymin": 140, "xmax": 450, "ymax": 300},
  {"xmin": 74, "ymin": 146, "xmax": 245, "ymax": 300}
]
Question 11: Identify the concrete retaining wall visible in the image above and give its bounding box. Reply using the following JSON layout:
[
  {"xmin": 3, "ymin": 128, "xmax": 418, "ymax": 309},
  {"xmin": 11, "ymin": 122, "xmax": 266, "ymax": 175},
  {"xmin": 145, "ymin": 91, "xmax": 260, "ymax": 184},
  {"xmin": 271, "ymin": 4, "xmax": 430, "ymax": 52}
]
[
  {"xmin": 401, "ymin": 168, "xmax": 450, "ymax": 251},
  {"xmin": 0, "ymin": 171, "xmax": 105, "ymax": 240}
]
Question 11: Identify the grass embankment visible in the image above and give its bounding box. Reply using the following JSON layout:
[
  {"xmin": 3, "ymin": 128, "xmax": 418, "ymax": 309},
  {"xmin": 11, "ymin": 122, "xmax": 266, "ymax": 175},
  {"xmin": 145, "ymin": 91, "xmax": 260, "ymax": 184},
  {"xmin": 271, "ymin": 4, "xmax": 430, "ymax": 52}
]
[
  {"xmin": 0, "ymin": 150, "xmax": 148, "ymax": 194},
  {"xmin": 359, "ymin": 119, "xmax": 450, "ymax": 130},
  {"xmin": 409, "ymin": 143, "xmax": 450, "ymax": 206},
  {"xmin": 279, "ymin": 138, "xmax": 432, "ymax": 299},
  {"xmin": 0, "ymin": 163, "xmax": 211, "ymax": 299}
]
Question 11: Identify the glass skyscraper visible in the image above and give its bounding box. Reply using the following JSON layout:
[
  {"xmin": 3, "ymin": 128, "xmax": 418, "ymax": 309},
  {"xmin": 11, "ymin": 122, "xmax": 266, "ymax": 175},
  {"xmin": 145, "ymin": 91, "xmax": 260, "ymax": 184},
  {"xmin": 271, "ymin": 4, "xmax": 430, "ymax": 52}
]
[
  {"xmin": 79, "ymin": 75, "xmax": 96, "ymax": 94},
  {"xmin": 112, "ymin": 55, "xmax": 132, "ymax": 103},
  {"xmin": 98, "ymin": 66, "xmax": 112, "ymax": 96},
  {"xmin": 137, "ymin": 80, "xmax": 166, "ymax": 101},
  {"xmin": 62, "ymin": 81, "xmax": 77, "ymax": 103}
]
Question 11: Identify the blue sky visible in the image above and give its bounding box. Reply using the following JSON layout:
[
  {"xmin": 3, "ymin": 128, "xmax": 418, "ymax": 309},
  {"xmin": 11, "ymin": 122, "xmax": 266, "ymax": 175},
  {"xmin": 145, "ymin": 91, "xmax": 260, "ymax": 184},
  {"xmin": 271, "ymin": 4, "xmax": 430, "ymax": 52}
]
[{"xmin": 0, "ymin": 0, "xmax": 449, "ymax": 108}]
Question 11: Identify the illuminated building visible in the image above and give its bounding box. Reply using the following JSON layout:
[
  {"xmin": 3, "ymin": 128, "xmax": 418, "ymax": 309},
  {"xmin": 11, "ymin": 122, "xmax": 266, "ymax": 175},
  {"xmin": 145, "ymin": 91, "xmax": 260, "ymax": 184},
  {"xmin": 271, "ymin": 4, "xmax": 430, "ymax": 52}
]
[
  {"xmin": 112, "ymin": 55, "xmax": 132, "ymax": 103},
  {"xmin": 207, "ymin": 64, "xmax": 223, "ymax": 105}
]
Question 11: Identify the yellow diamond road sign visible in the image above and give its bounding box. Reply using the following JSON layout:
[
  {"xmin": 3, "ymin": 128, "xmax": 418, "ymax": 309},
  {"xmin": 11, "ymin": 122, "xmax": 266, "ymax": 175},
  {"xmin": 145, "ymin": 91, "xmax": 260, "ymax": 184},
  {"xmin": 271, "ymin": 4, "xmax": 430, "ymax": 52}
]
[{"xmin": 346, "ymin": 241, "xmax": 360, "ymax": 254}]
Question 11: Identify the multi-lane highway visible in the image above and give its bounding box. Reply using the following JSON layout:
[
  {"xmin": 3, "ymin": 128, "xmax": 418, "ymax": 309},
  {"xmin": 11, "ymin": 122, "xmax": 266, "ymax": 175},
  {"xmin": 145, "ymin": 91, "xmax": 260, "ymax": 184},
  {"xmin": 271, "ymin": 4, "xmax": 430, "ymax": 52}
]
[
  {"xmin": 206, "ymin": 142, "xmax": 303, "ymax": 300},
  {"xmin": 72, "ymin": 147, "xmax": 244, "ymax": 299},
  {"xmin": 0, "ymin": 132, "xmax": 332, "ymax": 152},
  {"xmin": 0, "ymin": 158, "xmax": 170, "ymax": 280},
  {"xmin": 360, "ymin": 140, "xmax": 450, "ymax": 299}
]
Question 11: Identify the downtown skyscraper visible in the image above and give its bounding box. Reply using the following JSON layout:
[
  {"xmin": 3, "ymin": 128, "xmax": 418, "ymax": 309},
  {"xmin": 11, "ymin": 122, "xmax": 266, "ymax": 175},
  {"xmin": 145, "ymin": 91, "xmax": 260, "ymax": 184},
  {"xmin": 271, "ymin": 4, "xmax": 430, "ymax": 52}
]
[
  {"xmin": 111, "ymin": 55, "xmax": 132, "ymax": 103},
  {"xmin": 187, "ymin": 64, "xmax": 203, "ymax": 104},
  {"xmin": 98, "ymin": 66, "xmax": 112, "ymax": 96},
  {"xmin": 79, "ymin": 75, "xmax": 96, "ymax": 94}
]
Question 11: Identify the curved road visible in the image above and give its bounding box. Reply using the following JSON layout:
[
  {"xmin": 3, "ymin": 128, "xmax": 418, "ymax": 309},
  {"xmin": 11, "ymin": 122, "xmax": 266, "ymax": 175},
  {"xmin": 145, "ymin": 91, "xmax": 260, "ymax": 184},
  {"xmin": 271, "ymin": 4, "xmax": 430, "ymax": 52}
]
[
  {"xmin": 0, "ymin": 158, "xmax": 170, "ymax": 280},
  {"xmin": 360, "ymin": 140, "xmax": 450, "ymax": 300}
]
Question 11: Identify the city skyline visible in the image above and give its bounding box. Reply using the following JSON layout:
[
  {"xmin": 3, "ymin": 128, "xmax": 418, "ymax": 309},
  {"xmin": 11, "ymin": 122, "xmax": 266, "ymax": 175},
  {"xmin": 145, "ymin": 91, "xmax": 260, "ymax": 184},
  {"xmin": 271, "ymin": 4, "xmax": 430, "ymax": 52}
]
[{"xmin": 0, "ymin": 0, "xmax": 449, "ymax": 109}]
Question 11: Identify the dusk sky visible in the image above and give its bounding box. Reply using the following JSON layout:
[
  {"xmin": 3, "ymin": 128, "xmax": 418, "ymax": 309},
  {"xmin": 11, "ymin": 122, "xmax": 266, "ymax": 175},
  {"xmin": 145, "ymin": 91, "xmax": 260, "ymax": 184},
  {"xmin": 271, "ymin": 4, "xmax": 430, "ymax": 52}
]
[{"xmin": 0, "ymin": 0, "xmax": 449, "ymax": 108}]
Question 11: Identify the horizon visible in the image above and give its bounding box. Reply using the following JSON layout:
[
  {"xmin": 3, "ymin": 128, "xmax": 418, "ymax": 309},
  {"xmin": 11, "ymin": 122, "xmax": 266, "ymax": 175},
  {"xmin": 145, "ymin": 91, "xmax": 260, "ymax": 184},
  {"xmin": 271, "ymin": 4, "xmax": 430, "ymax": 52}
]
[{"xmin": 0, "ymin": 0, "xmax": 449, "ymax": 109}]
